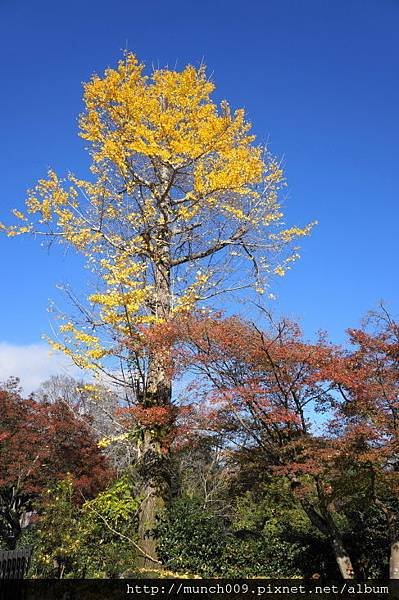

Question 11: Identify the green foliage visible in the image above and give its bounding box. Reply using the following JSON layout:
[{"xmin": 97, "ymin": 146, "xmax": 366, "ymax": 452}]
[
  {"xmin": 226, "ymin": 487, "xmax": 304, "ymax": 577},
  {"xmin": 253, "ymin": 482, "xmax": 339, "ymax": 579},
  {"xmin": 29, "ymin": 475, "xmax": 79, "ymax": 578},
  {"xmin": 26, "ymin": 463, "xmax": 385, "ymax": 580},
  {"xmin": 157, "ymin": 494, "xmax": 304, "ymax": 577},
  {"xmin": 344, "ymin": 504, "xmax": 389, "ymax": 578},
  {"xmin": 233, "ymin": 480, "xmax": 310, "ymax": 536},
  {"xmin": 157, "ymin": 496, "xmax": 228, "ymax": 577},
  {"xmin": 76, "ymin": 477, "xmax": 140, "ymax": 578},
  {"xmin": 222, "ymin": 534, "xmax": 300, "ymax": 578},
  {"xmin": 30, "ymin": 475, "xmax": 140, "ymax": 578}
]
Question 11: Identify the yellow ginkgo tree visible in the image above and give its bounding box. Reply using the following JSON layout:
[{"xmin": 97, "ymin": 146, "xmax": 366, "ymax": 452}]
[{"xmin": 1, "ymin": 52, "xmax": 313, "ymax": 565}]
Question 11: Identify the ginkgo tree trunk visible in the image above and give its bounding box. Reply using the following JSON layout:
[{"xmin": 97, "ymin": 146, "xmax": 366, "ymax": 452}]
[{"xmin": 1, "ymin": 53, "xmax": 312, "ymax": 565}]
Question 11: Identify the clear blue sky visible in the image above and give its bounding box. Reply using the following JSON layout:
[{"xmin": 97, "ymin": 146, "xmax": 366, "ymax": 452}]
[{"xmin": 1, "ymin": 0, "xmax": 398, "ymax": 354}]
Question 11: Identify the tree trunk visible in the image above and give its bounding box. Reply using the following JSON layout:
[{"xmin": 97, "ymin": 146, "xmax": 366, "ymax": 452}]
[
  {"xmin": 136, "ymin": 247, "xmax": 173, "ymax": 568},
  {"xmin": 390, "ymin": 541, "xmax": 399, "ymax": 579},
  {"xmin": 137, "ymin": 430, "xmax": 169, "ymax": 569},
  {"xmin": 291, "ymin": 481, "xmax": 355, "ymax": 579},
  {"xmin": 374, "ymin": 496, "xmax": 399, "ymax": 579},
  {"xmin": 331, "ymin": 535, "xmax": 355, "ymax": 580},
  {"xmin": 136, "ymin": 163, "xmax": 175, "ymax": 568},
  {"xmin": 136, "ymin": 351, "xmax": 172, "ymax": 569}
]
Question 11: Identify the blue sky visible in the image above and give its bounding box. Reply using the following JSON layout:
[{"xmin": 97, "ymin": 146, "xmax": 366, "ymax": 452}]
[{"xmin": 0, "ymin": 0, "xmax": 398, "ymax": 388}]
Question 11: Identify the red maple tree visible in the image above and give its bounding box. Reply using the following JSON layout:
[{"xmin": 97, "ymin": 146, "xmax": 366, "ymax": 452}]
[
  {"xmin": 169, "ymin": 312, "xmax": 357, "ymax": 579},
  {"xmin": 324, "ymin": 308, "xmax": 399, "ymax": 578},
  {"xmin": 0, "ymin": 380, "xmax": 112, "ymax": 548}
]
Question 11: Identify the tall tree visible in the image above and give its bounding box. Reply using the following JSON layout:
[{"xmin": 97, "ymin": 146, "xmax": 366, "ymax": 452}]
[
  {"xmin": 1, "ymin": 53, "xmax": 312, "ymax": 563},
  {"xmin": 325, "ymin": 308, "xmax": 399, "ymax": 578},
  {"xmin": 175, "ymin": 313, "xmax": 356, "ymax": 578}
]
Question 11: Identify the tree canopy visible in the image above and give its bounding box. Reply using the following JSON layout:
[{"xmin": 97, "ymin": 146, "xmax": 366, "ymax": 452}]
[{"xmin": 1, "ymin": 52, "xmax": 312, "ymax": 380}]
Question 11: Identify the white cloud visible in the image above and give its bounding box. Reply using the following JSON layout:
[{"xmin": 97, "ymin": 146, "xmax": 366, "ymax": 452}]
[{"xmin": 0, "ymin": 342, "xmax": 85, "ymax": 395}]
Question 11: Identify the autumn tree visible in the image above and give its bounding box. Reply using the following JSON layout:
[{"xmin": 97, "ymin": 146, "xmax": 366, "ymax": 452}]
[
  {"xmin": 175, "ymin": 312, "xmax": 357, "ymax": 579},
  {"xmin": 0, "ymin": 382, "xmax": 112, "ymax": 549},
  {"xmin": 324, "ymin": 307, "xmax": 399, "ymax": 578},
  {"xmin": 34, "ymin": 375, "xmax": 133, "ymax": 470},
  {"xmin": 1, "ymin": 53, "xmax": 312, "ymax": 563}
]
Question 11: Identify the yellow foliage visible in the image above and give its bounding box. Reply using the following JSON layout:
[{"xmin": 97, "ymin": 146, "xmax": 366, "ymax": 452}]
[
  {"xmin": 97, "ymin": 433, "xmax": 129, "ymax": 449},
  {"xmin": 2, "ymin": 52, "xmax": 314, "ymax": 373}
]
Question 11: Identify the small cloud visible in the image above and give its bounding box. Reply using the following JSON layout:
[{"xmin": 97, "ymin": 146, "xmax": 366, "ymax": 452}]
[{"xmin": 0, "ymin": 341, "xmax": 85, "ymax": 395}]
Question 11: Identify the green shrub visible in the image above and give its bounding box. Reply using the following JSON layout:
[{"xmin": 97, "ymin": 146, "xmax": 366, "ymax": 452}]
[
  {"xmin": 30, "ymin": 475, "xmax": 140, "ymax": 578},
  {"xmin": 157, "ymin": 496, "xmax": 228, "ymax": 576},
  {"xmin": 157, "ymin": 495, "xmax": 303, "ymax": 577}
]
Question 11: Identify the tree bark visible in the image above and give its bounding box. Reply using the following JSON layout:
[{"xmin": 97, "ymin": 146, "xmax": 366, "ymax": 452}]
[
  {"xmin": 374, "ymin": 497, "xmax": 399, "ymax": 579},
  {"xmin": 137, "ymin": 429, "xmax": 169, "ymax": 568},
  {"xmin": 136, "ymin": 325, "xmax": 173, "ymax": 568},
  {"xmin": 135, "ymin": 159, "xmax": 181, "ymax": 568},
  {"xmin": 291, "ymin": 481, "xmax": 355, "ymax": 579},
  {"xmin": 330, "ymin": 535, "xmax": 355, "ymax": 580},
  {"xmin": 303, "ymin": 502, "xmax": 354, "ymax": 579},
  {"xmin": 390, "ymin": 541, "xmax": 399, "ymax": 579},
  {"xmin": 136, "ymin": 209, "xmax": 173, "ymax": 567}
]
